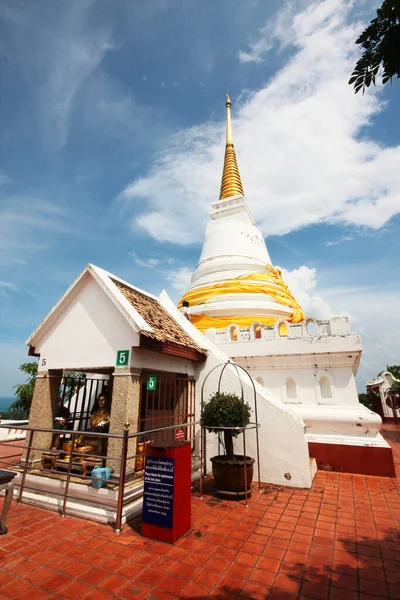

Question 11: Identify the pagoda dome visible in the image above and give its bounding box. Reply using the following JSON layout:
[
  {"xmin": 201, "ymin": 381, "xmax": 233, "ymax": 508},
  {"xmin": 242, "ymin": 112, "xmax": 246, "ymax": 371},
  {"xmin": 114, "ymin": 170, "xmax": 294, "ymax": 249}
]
[{"xmin": 179, "ymin": 94, "xmax": 305, "ymax": 333}]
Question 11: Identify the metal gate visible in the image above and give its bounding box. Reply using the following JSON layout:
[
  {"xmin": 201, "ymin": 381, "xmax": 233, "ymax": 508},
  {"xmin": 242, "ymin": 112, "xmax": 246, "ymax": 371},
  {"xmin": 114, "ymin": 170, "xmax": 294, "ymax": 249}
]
[
  {"xmin": 57, "ymin": 375, "xmax": 111, "ymax": 432},
  {"xmin": 139, "ymin": 372, "xmax": 195, "ymax": 444}
]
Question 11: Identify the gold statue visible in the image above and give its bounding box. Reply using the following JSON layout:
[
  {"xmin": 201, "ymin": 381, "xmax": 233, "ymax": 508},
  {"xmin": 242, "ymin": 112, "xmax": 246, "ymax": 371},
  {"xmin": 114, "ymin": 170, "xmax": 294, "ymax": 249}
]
[{"xmin": 90, "ymin": 394, "xmax": 110, "ymax": 431}]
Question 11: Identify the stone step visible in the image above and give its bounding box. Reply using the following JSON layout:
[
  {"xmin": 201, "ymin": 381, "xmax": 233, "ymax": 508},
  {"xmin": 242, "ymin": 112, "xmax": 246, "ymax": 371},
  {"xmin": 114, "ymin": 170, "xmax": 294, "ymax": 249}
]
[{"xmin": 309, "ymin": 457, "xmax": 317, "ymax": 482}]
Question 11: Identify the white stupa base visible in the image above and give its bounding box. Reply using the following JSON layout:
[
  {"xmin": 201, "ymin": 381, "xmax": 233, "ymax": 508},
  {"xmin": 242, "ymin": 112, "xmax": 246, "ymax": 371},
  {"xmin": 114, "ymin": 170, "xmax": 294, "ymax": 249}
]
[{"xmin": 304, "ymin": 432, "xmax": 395, "ymax": 477}]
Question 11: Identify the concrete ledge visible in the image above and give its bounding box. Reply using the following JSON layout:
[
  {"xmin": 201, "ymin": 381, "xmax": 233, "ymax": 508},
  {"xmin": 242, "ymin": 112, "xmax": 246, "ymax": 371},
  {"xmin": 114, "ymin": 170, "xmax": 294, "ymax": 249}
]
[{"xmin": 308, "ymin": 441, "xmax": 396, "ymax": 477}]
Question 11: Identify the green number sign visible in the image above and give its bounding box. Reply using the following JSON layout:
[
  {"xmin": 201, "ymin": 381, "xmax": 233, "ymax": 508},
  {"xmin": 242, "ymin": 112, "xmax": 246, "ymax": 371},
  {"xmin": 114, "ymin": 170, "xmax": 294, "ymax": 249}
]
[
  {"xmin": 116, "ymin": 350, "xmax": 130, "ymax": 367},
  {"xmin": 147, "ymin": 375, "xmax": 157, "ymax": 391}
]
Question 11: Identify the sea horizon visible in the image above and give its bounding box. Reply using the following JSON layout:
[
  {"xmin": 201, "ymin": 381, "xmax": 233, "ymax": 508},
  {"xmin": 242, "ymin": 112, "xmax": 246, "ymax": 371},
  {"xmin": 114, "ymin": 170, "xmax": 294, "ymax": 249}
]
[{"xmin": 0, "ymin": 397, "xmax": 15, "ymax": 412}]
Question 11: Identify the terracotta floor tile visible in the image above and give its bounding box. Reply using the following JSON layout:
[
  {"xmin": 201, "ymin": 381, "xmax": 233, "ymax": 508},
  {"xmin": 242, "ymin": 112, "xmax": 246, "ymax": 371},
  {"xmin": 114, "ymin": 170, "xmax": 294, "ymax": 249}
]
[
  {"xmin": 135, "ymin": 567, "xmax": 165, "ymax": 587},
  {"xmin": 388, "ymin": 584, "xmax": 400, "ymax": 599},
  {"xmin": 359, "ymin": 578, "xmax": 389, "ymax": 597},
  {"xmin": 80, "ymin": 588, "xmax": 114, "ymax": 600},
  {"xmin": 170, "ymin": 562, "xmax": 199, "ymax": 580},
  {"xmin": 23, "ymin": 565, "xmax": 55, "ymax": 584},
  {"xmin": 63, "ymin": 560, "xmax": 91, "ymax": 578},
  {"xmin": 301, "ymin": 580, "xmax": 329, "ymax": 600},
  {"xmin": 183, "ymin": 551, "xmax": 209, "ymax": 567},
  {"xmin": 13, "ymin": 586, "xmax": 49, "ymax": 600},
  {"xmin": 118, "ymin": 582, "xmax": 152, "ymax": 600},
  {"xmin": 231, "ymin": 528, "xmax": 251, "ymax": 541},
  {"xmin": 41, "ymin": 572, "xmax": 72, "ymax": 592},
  {"xmin": 269, "ymin": 586, "xmax": 299, "ymax": 599},
  {"xmin": 256, "ymin": 556, "xmax": 281, "ymax": 573},
  {"xmin": 274, "ymin": 574, "xmax": 302, "ymax": 594},
  {"xmin": 156, "ymin": 574, "xmax": 187, "ymax": 595},
  {"xmin": 248, "ymin": 567, "xmax": 276, "ymax": 586},
  {"xmin": 203, "ymin": 556, "xmax": 230, "ymax": 573},
  {"xmin": 235, "ymin": 551, "xmax": 259, "ymax": 567},
  {"xmin": 331, "ymin": 573, "xmax": 358, "ymax": 591},
  {"xmin": 135, "ymin": 550, "xmax": 159, "ymax": 566},
  {"xmin": 217, "ymin": 546, "xmax": 239, "ymax": 561},
  {"xmin": 7, "ymin": 558, "xmax": 37, "ymax": 576},
  {"xmin": 240, "ymin": 580, "xmax": 271, "ymax": 599},
  {"xmin": 180, "ymin": 580, "xmax": 210, "ymax": 599},
  {"xmin": 269, "ymin": 537, "xmax": 290, "ymax": 550},
  {"xmin": 0, "ymin": 577, "xmax": 31, "ymax": 599},
  {"xmin": 193, "ymin": 568, "xmax": 221, "ymax": 586},
  {"xmin": 146, "ymin": 590, "xmax": 179, "ymax": 599},
  {"xmin": 79, "ymin": 567, "xmax": 109, "ymax": 585},
  {"xmin": 225, "ymin": 562, "xmax": 252, "ymax": 580},
  {"xmin": 212, "ymin": 573, "xmax": 244, "ymax": 596},
  {"xmin": 330, "ymin": 588, "xmax": 358, "ymax": 600},
  {"xmin": 224, "ymin": 537, "xmax": 245, "ymax": 550},
  {"xmin": 58, "ymin": 579, "xmax": 93, "ymax": 599}
]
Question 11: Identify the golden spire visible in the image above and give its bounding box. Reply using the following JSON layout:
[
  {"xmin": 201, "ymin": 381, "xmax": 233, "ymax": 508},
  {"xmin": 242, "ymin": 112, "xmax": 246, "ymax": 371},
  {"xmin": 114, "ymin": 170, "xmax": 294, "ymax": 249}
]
[{"xmin": 219, "ymin": 93, "xmax": 245, "ymax": 200}]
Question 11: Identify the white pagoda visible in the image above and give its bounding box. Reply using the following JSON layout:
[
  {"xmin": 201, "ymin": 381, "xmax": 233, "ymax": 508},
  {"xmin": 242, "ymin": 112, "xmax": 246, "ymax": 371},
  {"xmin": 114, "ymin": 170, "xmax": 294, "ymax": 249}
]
[{"xmin": 179, "ymin": 95, "xmax": 395, "ymax": 477}]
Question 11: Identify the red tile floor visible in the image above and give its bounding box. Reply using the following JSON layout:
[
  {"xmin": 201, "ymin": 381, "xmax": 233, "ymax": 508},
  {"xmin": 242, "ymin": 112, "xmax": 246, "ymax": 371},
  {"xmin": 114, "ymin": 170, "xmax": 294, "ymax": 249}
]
[{"xmin": 1, "ymin": 423, "xmax": 399, "ymax": 600}]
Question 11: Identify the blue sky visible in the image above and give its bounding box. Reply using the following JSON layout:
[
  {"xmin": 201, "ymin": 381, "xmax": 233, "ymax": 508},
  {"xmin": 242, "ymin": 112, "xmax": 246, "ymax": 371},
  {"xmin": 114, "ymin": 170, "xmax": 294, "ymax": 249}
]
[{"xmin": 1, "ymin": 0, "xmax": 399, "ymax": 396}]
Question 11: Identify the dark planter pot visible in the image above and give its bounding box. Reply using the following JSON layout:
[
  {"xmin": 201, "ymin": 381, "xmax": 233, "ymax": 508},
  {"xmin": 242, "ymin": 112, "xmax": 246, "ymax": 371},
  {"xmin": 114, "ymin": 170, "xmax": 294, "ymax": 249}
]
[{"xmin": 210, "ymin": 455, "xmax": 255, "ymax": 498}]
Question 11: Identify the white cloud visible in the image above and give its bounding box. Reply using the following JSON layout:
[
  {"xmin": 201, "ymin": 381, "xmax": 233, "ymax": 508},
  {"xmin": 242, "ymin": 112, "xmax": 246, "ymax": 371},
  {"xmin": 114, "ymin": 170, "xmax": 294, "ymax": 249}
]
[
  {"xmin": 165, "ymin": 267, "xmax": 193, "ymax": 293},
  {"xmin": 0, "ymin": 281, "xmax": 18, "ymax": 292},
  {"xmin": 325, "ymin": 235, "xmax": 353, "ymax": 246},
  {"xmin": 324, "ymin": 287, "xmax": 400, "ymax": 390},
  {"xmin": 280, "ymin": 265, "xmax": 334, "ymax": 319},
  {"xmin": 120, "ymin": 0, "xmax": 400, "ymax": 245},
  {"xmin": 0, "ymin": 173, "xmax": 13, "ymax": 185},
  {"xmin": 279, "ymin": 263, "xmax": 400, "ymax": 390},
  {"xmin": 40, "ymin": 3, "xmax": 113, "ymax": 148},
  {"xmin": 1, "ymin": 1, "xmax": 113, "ymax": 149},
  {"xmin": 238, "ymin": 1, "xmax": 302, "ymax": 63},
  {"xmin": 129, "ymin": 252, "xmax": 193, "ymax": 298},
  {"xmin": 0, "ymin": 196, "xmax": 68, "ymax": 269}
]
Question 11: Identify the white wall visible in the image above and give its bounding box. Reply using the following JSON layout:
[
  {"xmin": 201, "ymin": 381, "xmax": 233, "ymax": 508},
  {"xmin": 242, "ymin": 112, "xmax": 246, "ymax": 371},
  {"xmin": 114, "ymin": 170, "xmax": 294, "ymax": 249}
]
[
  {"xmin": 130, "ymin": 349, "xmax": 196, "ymax": 376},
  {"xmin": 0, "ymin": 421, "xmax": 28, "ymax": 441},
  {"xmin": 159, "ymin": 292, "xmax": 312, "ymax": 488},
  {"xmin": 246, "ymin": 366, "xmax": 360, "ymax": 407},
  {"xmin": 33, "ymin": 276, "xmax": 140, "ymax": 370},
  {"xmin": 194, "ymin": 354, "xmax": 312, "ymax": 488}
]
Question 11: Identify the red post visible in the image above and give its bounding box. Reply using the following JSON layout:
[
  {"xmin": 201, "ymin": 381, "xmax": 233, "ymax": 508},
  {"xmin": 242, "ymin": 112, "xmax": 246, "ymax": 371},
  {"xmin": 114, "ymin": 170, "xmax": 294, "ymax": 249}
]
[{"xmin": 142, "ymin": 441, "xmax": 191, "ymax": 543}]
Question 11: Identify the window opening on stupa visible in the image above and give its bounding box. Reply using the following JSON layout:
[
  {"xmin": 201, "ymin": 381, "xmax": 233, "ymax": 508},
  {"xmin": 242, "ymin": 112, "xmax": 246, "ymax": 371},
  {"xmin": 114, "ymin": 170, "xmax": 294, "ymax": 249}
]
[
  {"xmin": 286, "ymin": 377, "xmax": 297, "ymax": 399},
  {"xmin": 319, "ymin": 376, "xmax": 332, "ymax": 399}
]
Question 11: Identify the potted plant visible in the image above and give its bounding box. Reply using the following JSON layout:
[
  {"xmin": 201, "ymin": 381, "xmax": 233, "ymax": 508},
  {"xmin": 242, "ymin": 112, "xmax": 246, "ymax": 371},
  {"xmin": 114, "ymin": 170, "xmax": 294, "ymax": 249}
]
[{"xmin": 200, "ymin": 392, "xmax": 254, "ymax": 497}]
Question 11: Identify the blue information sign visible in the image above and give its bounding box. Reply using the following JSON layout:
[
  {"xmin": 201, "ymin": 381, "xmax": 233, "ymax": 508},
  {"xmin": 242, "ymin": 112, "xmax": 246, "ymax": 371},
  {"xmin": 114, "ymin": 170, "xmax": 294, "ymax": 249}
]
[{"xmin": 142, "ymin": 456, "xmax": 174, "ymax": 529}]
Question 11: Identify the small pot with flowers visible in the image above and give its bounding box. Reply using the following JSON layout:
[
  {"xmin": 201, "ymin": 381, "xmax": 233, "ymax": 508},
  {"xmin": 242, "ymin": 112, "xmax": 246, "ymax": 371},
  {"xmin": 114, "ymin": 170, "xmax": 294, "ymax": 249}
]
[
  {"xmin": 52, "ymin": 408, "xmax": 70, "ymax": 450},
  {"xmin": 200, "ymin": 391, "xmax": 254, "ymax": 498}
]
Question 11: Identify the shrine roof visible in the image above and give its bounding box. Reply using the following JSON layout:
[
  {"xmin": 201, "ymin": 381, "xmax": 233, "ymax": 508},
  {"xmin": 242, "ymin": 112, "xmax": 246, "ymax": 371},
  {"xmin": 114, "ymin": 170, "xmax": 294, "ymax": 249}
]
[
  {"xmin": 111, "ymin": 278, "xmax": 206, "ymax": 355},
  {"xmin": 26, "ymin": 263, "xmax": 207, "ymax": 359}
]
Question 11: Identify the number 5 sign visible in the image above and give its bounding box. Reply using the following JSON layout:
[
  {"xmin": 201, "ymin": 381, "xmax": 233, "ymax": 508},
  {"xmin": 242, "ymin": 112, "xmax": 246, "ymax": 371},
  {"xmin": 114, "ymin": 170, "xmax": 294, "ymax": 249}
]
[
  {"xmin": 116, "ymin": 350, "xmax": 130, "ymax": 367},
  {"xmin": 147, "ymin": 375, "xmax": 157, "ymax": 391}
]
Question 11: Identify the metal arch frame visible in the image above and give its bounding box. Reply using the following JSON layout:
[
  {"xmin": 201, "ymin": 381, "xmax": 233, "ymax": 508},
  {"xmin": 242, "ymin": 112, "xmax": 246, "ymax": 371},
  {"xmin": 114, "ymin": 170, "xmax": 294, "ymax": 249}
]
[{"xmin": 199, "ymin": 360, "xmax": 261, "ymax": 507}]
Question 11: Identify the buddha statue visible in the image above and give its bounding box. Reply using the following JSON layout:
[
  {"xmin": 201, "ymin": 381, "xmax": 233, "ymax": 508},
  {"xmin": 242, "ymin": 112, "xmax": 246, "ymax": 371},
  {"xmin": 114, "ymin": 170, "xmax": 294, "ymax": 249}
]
[{"xmin": 90, "ymin": 393, "xmax": 110, "ymax": 431}]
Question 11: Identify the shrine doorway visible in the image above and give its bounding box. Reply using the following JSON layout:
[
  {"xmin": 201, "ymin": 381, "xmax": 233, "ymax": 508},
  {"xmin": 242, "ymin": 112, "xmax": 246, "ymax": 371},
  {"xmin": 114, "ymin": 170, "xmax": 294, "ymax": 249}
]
[{"xmin": 138, "ymin": 371, "xmax": 195, "ymax": 443}]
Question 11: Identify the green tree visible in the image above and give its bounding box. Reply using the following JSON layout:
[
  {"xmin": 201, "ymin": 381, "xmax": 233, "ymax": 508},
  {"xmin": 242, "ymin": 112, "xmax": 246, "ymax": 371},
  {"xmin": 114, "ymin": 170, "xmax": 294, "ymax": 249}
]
[
  {"xmin": 9, "ymin": 362, "xmax": 38, "ymax": 417},
  {"xmin": 349, "ymin": 0, "xmax": 400, "ymax": 93},
  {"xmin": 201, "ymin": 392, "xmax": 251, "ymax": 461},
  {"xmin": 358, "ymin": 392, "xmax": 372, "ymax": 409}
]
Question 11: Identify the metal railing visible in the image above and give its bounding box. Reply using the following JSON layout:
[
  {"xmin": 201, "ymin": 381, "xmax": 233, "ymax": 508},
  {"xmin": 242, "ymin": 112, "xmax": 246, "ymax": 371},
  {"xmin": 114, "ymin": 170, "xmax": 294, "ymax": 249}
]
[{"xmin": 0, "ymin": 420, "xmax": 198, "ymax": 532}]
